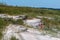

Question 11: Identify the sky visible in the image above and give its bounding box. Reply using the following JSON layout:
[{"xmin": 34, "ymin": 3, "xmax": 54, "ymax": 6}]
[{"xmin": 0, "ymin": 0, "xmax": 60, "ymax": 8}]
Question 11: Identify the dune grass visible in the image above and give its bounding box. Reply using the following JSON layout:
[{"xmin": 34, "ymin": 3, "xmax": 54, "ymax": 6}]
[
  {"xmin": 0, "ymin": 18, "xmax": 10, "ymax": 40},
  {"xmin": 10, "ymin": 36, "xmax": 17, "ymax": 40},
  {"xmin": 0, "ymin": 4, "xmax": 60, "ymax": 39}
]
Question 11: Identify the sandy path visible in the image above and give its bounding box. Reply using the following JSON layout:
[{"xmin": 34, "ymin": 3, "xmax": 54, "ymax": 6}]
[
  {"xmin": 20, "ymin": 29, "xmax": 60, "ymax": 40},
  {"xmin": 2, "ymin": 24, "xmax": 60, "ymax": 40}
]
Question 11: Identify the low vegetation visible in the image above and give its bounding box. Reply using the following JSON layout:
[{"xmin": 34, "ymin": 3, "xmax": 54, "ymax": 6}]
[
  {"xmin": 0, "ymin": 3, "xmax": 60, "ymax": 39},
  {"xmin": 0, "ymin": 18, "xmax": 10, "ymax": 39},
  {"xmin": 0, "ymin": 4, "xmax": 60, "ymax": 29},
  {"xmin": 10, "ymin": 36, "xmax": 17, "ymax": 40}
]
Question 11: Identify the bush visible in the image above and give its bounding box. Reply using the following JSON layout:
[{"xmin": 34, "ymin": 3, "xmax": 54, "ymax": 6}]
[
  {"xmin": 0, "ymin": 32, "xmax": 3, "ymax": 39},
  {"xmin": 16, "ymin": 19, "xmax": 23, "ymax": 25},
  {"xmin": 10, "ymin": 36, "xmax": 17, "ymax": 40},
  {"xmin": 0, "ymin": 18, "xmax": 9, "ymax": 39}
]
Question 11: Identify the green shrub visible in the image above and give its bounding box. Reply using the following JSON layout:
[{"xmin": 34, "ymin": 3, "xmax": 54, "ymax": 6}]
[
  {"xmin": 0, "ymin": 18, "xmax": 10, "ymax": 39},
  {"xmin": 0, "ymin": 32, "xmax": 3, "ymax": 39},
  {"xmin": 16, "ymin": 19, "xmax": 23, "ymax": 25},
  {"xmin": 10, "ymin": 36, "xmax": 17, "ymax": 40}
]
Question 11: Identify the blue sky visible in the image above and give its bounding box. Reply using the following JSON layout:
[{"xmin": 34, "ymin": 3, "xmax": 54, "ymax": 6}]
[{"xmin": 0, "ymin": 0, "xmax": 60, "ymax": 8}]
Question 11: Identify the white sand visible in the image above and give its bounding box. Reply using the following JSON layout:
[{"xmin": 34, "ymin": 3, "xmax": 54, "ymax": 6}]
[{"xmin": 2, "ymin": 24, "xmax": 60, "ymax": 40}]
